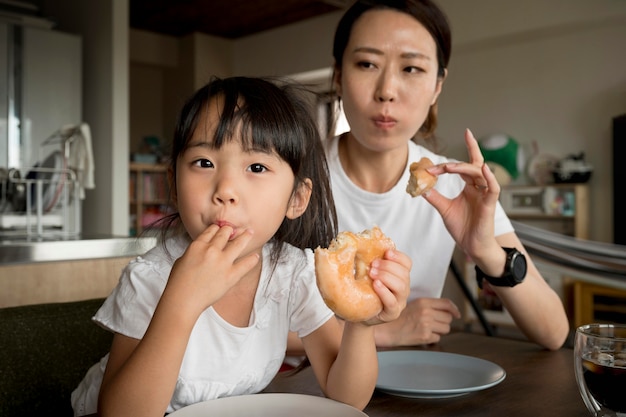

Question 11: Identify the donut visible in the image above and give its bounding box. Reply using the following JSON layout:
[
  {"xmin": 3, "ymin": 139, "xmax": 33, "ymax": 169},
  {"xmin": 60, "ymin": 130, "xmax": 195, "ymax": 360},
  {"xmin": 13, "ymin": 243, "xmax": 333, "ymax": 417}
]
[
  {"xmin": 406, "ymin": 157, "xmax": 437, "ymax": 197},
  {"xmin": 314, "ymin": 226, "xmax": 395, "ymax": 322}
]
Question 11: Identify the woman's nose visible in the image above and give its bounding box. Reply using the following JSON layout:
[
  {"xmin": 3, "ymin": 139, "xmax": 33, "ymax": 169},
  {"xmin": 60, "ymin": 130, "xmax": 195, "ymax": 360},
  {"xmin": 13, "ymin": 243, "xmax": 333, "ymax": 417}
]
[{"xmin": 376, "ymin": 70, "xmax": 397, "ymax": 102}]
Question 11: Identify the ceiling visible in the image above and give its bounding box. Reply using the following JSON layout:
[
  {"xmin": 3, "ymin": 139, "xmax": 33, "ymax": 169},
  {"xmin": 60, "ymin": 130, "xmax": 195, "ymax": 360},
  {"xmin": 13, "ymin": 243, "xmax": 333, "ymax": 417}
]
[{"xmin": 129, "ymin": 0, "xmax": 350, "ymax": 39}]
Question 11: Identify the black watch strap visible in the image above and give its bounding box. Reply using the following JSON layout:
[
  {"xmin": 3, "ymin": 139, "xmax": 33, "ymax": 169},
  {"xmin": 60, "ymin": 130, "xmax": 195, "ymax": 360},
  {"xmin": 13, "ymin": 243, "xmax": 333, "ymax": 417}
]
[{"xmin": 475, "ymin": 247, "xmax": 527, "ymax": 289}]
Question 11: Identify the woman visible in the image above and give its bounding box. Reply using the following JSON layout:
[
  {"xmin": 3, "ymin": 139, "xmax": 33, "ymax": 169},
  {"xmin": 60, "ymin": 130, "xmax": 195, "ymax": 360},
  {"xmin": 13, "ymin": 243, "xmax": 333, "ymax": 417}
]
[{"xmin": 324, "ymin": 0, "xmax": 568, "ymax": 350}]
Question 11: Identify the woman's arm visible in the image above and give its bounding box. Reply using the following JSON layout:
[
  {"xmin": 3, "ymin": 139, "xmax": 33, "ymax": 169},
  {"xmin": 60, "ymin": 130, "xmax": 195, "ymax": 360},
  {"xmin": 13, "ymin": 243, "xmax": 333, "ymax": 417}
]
[
  {"xmin": 424, "ymin": 129, "xmax": 569, "ymax": 350},
  {"xmin": 486, "ymin": 232, "xmax": 569, "ymax": 350}
]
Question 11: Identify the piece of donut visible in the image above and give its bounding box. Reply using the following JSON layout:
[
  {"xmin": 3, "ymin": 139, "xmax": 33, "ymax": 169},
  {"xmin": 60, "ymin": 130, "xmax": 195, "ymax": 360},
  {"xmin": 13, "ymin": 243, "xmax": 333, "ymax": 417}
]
[
  {"xmin": 406, "ymin": 157, "xmax": 437, "ymax": 197},
  {"xmin": 314, "ymin": 226, "xmax": 395, "ymax": 322}
]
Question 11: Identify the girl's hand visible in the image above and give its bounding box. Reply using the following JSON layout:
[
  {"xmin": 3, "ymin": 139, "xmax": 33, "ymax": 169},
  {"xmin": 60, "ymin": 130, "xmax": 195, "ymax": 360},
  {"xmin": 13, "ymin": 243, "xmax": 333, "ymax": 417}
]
[
  {"xmin": 365, "ymin": 248, "xmax": 412, "ymax": 325},
  {"xmin": 422, "ymin": 129, "xmax": 502, "ymax": 260},
  {"xmin": 166, "ymin": 224, "xmax": 260, "ymax": 314}
]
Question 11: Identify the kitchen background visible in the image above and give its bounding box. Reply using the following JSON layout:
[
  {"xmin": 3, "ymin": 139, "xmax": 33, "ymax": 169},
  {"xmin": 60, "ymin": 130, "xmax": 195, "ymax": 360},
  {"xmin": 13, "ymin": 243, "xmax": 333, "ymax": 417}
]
[
  {"xmin": 3, "ymin": 0, "xmax": 620, "ymax": 243},
  {"xmin": 1, "ymin": 0, "xmax": 624, "ymax": 333}
]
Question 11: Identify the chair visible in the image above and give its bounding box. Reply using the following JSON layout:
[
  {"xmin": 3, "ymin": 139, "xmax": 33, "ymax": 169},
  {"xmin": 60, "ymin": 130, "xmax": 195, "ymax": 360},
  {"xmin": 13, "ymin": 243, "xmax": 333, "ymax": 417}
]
[{"xmin": 0, "ymin": 298, "xmax": 111, "ymax": 417}]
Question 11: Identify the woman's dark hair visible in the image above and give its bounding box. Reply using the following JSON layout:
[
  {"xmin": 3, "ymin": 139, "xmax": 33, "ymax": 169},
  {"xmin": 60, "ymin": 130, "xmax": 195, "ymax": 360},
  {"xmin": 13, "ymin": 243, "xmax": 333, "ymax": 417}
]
[
  {"xmin": 157, "ymin": 76, "xmax": 338, "ymax": 264},
  {"xmin": 332, "ymin": 0, "xmax": 451, "ymax": 145}
]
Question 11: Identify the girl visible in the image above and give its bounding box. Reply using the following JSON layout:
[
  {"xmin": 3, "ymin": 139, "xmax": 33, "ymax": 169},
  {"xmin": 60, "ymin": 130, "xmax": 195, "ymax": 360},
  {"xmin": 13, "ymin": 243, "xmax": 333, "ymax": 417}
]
[
  {"xmin": 71, "ymin": 76, "xmax": 410, "ymax": 416},
  {"xmin": 323, "ymin": 0, "xmax": 568, "ymax": 350}
]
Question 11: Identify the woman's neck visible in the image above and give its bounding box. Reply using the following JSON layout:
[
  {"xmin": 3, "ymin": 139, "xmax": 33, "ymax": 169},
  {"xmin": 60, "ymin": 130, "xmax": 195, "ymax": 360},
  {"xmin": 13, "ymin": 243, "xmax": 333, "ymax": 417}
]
[{"xmin": 338, "ymin": 132, "xmax": 409, "ymax": 193}]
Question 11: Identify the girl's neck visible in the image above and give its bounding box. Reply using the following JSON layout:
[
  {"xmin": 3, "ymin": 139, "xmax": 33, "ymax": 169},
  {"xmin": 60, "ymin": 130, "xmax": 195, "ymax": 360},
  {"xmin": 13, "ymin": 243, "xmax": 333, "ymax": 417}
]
[
  {"xmin": 338, "ymin": 132, "xmax": 409, "ymax": 193},
  {"xmin": 212, "ymin": 257, "xmax": 262, "ymax": 328}
]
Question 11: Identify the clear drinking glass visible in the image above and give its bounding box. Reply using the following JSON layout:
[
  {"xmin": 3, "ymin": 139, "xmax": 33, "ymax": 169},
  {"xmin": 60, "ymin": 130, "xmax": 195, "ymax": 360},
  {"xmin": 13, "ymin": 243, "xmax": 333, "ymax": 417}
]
[{"xmin": 574, "ymin": 323, "xmax": 626, "ymax": 416}]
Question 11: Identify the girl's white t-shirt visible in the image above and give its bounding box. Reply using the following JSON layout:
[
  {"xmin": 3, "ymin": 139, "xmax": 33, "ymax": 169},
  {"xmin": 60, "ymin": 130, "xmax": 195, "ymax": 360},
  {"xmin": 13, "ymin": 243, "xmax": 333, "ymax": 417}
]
[
  {"xmin": 71, "ymin": 236, "xmax": 333, "ymax": 416},
  {"xmin": 324, "ymin": 136, "xmax": 514, "ymax": 300}
]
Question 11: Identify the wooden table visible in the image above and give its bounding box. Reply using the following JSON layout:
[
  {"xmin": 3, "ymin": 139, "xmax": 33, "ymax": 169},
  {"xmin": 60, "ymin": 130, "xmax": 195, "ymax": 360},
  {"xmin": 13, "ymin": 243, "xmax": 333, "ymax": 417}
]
[{"xmin": 264, "ymin": 332, "xmax": 589, "ymax": 417}]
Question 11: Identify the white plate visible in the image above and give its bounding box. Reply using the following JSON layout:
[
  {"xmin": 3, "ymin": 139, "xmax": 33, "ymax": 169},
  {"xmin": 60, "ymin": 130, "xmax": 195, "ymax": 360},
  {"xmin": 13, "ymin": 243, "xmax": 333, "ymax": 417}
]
[
  {"xmin": 168, "ymin": 393, "xmax": 368, "ymax": 417},
  {"xmin": 376, "ymin": 350, "xmax": 506, "ymax": 399}
]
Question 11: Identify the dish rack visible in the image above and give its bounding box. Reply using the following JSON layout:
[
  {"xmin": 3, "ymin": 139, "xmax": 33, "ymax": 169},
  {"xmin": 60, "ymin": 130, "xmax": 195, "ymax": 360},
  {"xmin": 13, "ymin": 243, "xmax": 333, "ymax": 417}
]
[{"xmin": 0, "ymin": 166, "xmax": 81, "ymax": 239}]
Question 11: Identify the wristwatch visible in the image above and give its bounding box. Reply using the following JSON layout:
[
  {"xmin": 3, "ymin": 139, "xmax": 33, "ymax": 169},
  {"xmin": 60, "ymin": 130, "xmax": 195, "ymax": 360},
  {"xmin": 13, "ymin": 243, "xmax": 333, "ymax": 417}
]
[{"xmin": 475, "ymin": 247, "xmax": 527, "ymax": 289}]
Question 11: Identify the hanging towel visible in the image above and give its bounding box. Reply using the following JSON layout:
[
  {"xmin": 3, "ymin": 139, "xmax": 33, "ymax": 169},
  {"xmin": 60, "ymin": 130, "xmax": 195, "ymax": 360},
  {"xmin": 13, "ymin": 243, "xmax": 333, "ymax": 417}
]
[{"xmin": 63, "ymin": 123, "xmax": 95, "ymax": 199}]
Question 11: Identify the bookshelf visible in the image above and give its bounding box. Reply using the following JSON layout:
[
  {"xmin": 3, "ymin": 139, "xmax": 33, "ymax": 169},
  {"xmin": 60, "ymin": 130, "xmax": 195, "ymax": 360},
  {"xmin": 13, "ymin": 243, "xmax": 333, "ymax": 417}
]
[{"xmin": 129, "ymin": 163, "xmax": 170, "ymax": 236}]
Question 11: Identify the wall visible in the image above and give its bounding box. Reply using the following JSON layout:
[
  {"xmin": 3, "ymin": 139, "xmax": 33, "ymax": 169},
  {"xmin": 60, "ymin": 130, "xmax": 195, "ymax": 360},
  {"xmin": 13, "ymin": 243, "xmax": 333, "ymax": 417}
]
[{"xmin": 435, "ymin": 0, "xmax": 626, "ymax": 245}]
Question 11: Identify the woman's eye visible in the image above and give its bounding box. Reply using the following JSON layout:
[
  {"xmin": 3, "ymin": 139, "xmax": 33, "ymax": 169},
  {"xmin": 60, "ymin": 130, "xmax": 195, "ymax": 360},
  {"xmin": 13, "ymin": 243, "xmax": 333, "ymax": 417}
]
[
  {"xmin": 357, "ymin": 61, "xmax": 375, "ymax": 70},
  {"xmin": 405, "ymin": 66, "xmax": 425, "ymax": 74},
  {"xmin": 194, "ymin": 159, "xmax": 213, "ymax": 168},
  {"xmin": 249, "ymin": 163, "xmax": 267, "ymax": 173}
]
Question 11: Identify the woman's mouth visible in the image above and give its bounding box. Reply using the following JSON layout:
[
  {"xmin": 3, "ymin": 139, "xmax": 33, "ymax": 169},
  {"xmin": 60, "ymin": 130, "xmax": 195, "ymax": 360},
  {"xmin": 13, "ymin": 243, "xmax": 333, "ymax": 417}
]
[{"xmin": 373, "ymin": 115, "xmax": 397, "ymax": 129}]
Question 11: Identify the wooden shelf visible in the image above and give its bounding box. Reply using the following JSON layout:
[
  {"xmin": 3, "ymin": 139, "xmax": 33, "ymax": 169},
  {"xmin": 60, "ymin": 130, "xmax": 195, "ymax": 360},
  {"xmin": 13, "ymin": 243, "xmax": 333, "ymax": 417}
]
[
  {"xmin": 129, "ymin": 162, "xmax": 170, "ymax": 236},
  {"xmin": 501, "ymin": 183, "xmax": 589, "ymax": 239},
  {"xmin": 571, "ymin": 281, "xmax": 626, "ymax": 328}
]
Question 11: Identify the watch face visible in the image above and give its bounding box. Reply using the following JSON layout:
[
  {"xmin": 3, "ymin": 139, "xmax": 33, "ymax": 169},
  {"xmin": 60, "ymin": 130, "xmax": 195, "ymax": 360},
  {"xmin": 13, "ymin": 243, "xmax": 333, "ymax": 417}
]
[{"xmin": 511, "ymin": 253, "xmax": 527, "ymax": 282}]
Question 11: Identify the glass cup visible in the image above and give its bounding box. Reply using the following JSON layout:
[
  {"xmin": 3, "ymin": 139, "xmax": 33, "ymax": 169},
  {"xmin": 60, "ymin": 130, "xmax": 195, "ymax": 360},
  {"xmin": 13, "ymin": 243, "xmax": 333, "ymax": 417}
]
[{"xmin": 574, "ymin": 323, "xmax": 626, "ymax": 416}]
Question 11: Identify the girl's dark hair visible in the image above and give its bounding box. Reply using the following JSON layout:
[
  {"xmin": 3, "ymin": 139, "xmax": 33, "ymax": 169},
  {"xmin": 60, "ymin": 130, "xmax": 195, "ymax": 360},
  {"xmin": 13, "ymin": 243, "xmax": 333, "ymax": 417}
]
[
  {"xmin": 332, "ymin": 0, "xmax": 451, "ymax": 146},
  {"xmin": 157, "ymin": 76, "xmax": 338, "ymax": 264}
]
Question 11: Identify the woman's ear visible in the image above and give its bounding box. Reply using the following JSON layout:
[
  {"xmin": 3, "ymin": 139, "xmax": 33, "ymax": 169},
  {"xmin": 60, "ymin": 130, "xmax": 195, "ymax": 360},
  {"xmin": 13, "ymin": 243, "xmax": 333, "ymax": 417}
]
[
  {"xmin": 286, "ymin": 178, "xmax": 312, "ymax": 220},
  {"xmin": 332, "ymin": 65, "xmax": 342, "ymax": 97},
  {"xmin": 431, "ymin": 68, "xmax": 447, "ymax": 105}
]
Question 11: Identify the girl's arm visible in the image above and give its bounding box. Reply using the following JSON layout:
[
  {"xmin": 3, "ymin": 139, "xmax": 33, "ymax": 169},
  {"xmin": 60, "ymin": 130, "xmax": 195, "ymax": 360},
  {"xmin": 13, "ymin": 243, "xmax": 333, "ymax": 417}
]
[
  {"xmin": 98, "ymin": 225, "xmax": 259, "ymax": 417},
  {"xmin": 302, "ymin": 248, "xmax": 411, "ymax": 410},
  {"xmin": 302, "ymin": 320, "xmax": 377, "ymax": 410},
  {"xmin": 98, "ymin": 292, "xmax": 200, "ymax": 417}
]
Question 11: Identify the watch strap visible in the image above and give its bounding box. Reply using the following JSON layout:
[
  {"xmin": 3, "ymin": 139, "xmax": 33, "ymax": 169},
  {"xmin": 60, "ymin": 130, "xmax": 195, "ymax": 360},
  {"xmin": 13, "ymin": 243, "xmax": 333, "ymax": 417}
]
[{"xmin": 475, "ymin": 247, "xmax": 526, "ymax": 289}]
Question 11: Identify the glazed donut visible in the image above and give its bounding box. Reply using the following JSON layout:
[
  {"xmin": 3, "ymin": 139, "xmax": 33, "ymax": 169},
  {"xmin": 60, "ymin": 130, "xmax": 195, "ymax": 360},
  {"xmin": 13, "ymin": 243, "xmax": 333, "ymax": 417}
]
[
  {"xmin": 314, "ymin": 226, "xmax": 395, "ymax": 322},
  {"xmin": 406, "ymin": 157, "xmax": 437, "ymax": 197}
]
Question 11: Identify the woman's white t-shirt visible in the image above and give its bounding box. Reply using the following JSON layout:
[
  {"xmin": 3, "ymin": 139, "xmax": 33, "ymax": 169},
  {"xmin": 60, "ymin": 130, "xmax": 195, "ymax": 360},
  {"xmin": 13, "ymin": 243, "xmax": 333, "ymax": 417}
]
[
  {"xmin": 71, "ymin": 235, "xmax": 333, "ymax": 416},
  {"xmin": 324, "ymin": 136, "xmax": 513, "ymax": 300}
]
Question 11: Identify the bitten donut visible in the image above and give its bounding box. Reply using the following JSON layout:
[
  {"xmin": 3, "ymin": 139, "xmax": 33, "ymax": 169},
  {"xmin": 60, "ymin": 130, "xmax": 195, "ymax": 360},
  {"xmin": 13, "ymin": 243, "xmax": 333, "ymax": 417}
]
[
  {"xmin": 406, "ymin": 157, "xmax": 437, "ymax": 197},
  {"xmin": 314, "ymin": 226, "xmax": 395, "ymax": 322}
]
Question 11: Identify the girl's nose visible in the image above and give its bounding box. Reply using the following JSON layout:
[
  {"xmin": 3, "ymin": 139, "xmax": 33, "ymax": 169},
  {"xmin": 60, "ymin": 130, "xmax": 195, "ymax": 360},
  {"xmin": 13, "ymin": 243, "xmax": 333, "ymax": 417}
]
[{"xmin": 212, "ymin": 174, "xmax": 239, "ymax": 205}]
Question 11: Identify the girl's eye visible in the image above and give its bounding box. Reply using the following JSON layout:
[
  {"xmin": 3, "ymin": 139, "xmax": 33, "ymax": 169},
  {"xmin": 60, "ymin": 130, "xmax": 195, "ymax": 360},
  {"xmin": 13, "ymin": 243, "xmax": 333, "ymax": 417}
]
[
  {"xmin": 194, "ymin": 159, "xmax": 213, "ymax": 168},
  {"xmin": 249, "ymin": 163, "xmax": 267, "ymax": 173}
]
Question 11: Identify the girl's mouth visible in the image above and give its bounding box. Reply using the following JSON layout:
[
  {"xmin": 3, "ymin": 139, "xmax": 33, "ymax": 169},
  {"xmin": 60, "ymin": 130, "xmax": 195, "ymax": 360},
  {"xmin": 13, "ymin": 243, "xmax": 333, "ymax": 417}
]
[{"xmin": 215, "ymin": 220, "xmax": 237, "ymax": 239}]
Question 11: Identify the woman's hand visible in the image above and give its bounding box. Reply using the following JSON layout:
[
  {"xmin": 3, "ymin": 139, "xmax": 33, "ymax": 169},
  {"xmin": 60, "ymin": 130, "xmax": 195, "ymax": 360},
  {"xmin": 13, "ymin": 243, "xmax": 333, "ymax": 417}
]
[
  {"xmin": 364, "ymin": 248, "xmax": 412, "ymax": 325},
  {"xmin": 422, "ymin": 129, "xmax": 502, "ymax": 261},
  {"xmin": 374, "ymin": 297, "xmax": 461, "ymax": 346}
]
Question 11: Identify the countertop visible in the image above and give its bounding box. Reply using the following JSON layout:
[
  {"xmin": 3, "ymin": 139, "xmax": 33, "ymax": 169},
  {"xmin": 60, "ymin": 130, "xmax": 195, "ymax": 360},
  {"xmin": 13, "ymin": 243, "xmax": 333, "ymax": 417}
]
[{"xmin": 0, "ymin": 234, "xmax": 157, "ymax": 265}]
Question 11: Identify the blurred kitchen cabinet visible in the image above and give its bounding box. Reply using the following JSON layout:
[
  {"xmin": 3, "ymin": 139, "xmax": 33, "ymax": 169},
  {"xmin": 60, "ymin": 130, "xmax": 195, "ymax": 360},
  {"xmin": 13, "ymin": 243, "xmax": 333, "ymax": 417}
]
[
  {"xmin": 129, "ymin": 162, "xmax": 170, "ymax": 236},
  {"xmin": 0, "ymin": 256, "xmax": 133, "ymax": 308},
  {"xmin": 572, "ymin": 281, "xmax": 626, "ymax": 328},
  {"xmin": 500, "ymin": 184, "xmax": 589, "ymax": 239},
  {"xmin": 0, "ymin": 21, "xmax": 81, "ymax": 171}
]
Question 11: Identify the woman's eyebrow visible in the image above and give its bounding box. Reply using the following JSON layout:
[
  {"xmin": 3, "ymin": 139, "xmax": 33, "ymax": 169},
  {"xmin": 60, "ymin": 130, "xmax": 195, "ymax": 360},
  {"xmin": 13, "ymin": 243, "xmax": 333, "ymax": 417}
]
[
  {"xmin": 352, "ymin": 46, "xmax": 384, "ymax": 55},
  {"xmin": 353, "ymin": 46, "xmax": 431, "ymax": 61}
]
